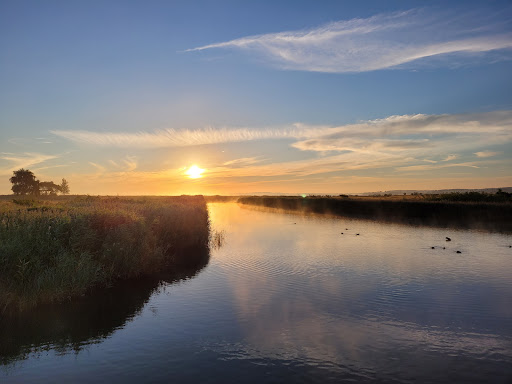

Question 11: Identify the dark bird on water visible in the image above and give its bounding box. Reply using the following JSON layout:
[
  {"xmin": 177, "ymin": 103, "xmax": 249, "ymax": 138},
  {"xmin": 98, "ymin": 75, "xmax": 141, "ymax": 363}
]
[
  {"xmin": 431, "ymin": 246, "xmax": 435, "ymax": 249},
  {"xmin": 446, "ymin": 237, "xmax": 451, "ymax": 241},
  {"xmin": 456, "ymin": 251, "xmax": 461, "ymax": 253},
  {"xmin": 356, "ymin": 233, "xmax": 360, "ymax": 236}
]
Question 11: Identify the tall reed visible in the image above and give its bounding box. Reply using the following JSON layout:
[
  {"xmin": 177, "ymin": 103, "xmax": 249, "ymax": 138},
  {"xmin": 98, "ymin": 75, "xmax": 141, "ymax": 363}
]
[{"xmin": 0, "ymin": 196, "xmax": 210, "ymax": 311}]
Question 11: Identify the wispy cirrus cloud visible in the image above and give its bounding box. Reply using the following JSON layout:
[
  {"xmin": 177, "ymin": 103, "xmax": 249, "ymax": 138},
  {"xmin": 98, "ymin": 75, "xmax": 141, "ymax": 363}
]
[
  {"xmin": 396, "ymin": 162, "xmax": 481, "ymax": 172},
  {"xmin": 89, "ymin": 162, "xmax": 106, "ymax": 174},
  {"xmin": 51, "ymin": 111, "xmax": 512, "ymax": 151},
  {"xmin": 0, "ymin": 152, "xmax": 59, "ymax": 175},
  {"xmin": 92, "ymin": 156, "xmax": 138, "ymax": 175},
  {"xmin": 474, "ymin": 151, "xmax": 502, "ymax": 158},
  {"xmin": 291, "ymin": 111, "xmax": 512, "ymax": 156},
  {"xmin": 123, "ymin": 156, "xmax": 138, "ymax": 171},
  {"xmin": 50, "ymin": 126, "xmax": 325, "ymax": 148},
  {"xmin": 51, "ymin": 110, "xmax": 511, "ymax": 179},
  {"xmin": 442, "ymin": 154, "xmax": 457, "ymax": 162},
  {"xmin": 223, "ymin": 157, "xmax": 266, "ymax": 167},
  {"xmin": 211, "ymin": 151, "xmax": 410, "ymax": 178},
  {"xmin": 186, "ymin": 9, "xmax": 512, "ymax": 73}
]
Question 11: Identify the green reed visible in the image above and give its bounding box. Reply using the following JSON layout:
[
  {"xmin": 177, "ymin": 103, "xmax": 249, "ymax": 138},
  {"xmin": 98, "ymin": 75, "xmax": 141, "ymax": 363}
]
[{"xmin": 0, "ymin": 196, "xmax": 209, "ymax": 311}]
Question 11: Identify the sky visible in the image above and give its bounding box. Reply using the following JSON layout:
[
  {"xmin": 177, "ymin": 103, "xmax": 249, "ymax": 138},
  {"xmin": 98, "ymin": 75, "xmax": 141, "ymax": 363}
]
[{"xmin": 1, "ymin": 0, "xmax": 511, "ymax": 195}]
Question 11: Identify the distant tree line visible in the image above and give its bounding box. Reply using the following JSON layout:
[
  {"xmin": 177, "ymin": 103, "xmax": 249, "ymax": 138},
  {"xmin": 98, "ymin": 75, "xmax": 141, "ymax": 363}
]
[{"xmin": 9, "ymin": 168, "xmax": 70, "ymax": 196}]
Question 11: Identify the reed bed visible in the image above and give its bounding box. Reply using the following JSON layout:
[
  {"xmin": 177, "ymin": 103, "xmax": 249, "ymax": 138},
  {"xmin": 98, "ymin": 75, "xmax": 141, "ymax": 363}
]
[
  {"xmin": 0, "ymin": 196, "xmax": 209, "ymax": 311},
  {"xmin": 238, "ymin": 196, "xmax": 512, "ymax": 232}
]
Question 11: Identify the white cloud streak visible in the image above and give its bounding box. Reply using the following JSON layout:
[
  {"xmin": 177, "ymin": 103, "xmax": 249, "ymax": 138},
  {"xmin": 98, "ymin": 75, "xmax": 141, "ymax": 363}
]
[
  {"xmin": 50, "ymin": 110, "xmax": 511, "ymax": 178},
  {"xmin": 210, "ymin": 151, "xmax": 411, "ymax": 178},
  {"xmin": 223, "ymin": 157, "xmax": 266, "ymax": 167},
  {"xmin": 123, "ymin": 156, "xmax": 138, "ymax": 171},
  {"xmin": 0, "ymin": 152, "xmax": 59, "ymax": 175},
  {"xmin": 186, "ymin": 9, "xmax": 512, "ymax": 72},
  {"xmin": 396, "ymin": 162, "xmax": 481, "ymax": 172},
  {"xmin": 50, "ymin": 111, "xmax": 512, "ymax": 152},
  {"xmin": 442, "ymin": 154, "xmax": 457, "ymax": 162},
  {"xmin": 50, "ymin": 126, "xmax": 325, "ymax": 148},
  {"xmin": 474, "ymin": 151, "xmax": 502, "ymax": 158},
  {"xmin": 89, "ymin": 162, "xmax": 106, "ymax": 174},
  {"xmin": 290, "ymin": 111, "xmax": 512, "ymax": 161},
  {"xmin": 88, "ymin": 156, "xmax": 138, "ymax": 176}
]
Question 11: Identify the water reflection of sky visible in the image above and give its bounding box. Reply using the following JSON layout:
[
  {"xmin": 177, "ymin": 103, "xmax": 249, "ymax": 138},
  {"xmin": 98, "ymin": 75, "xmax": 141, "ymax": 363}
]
[
  {"xmin": 2, "ymin": 203, "xmax": 512, "ymax": 383},
  {"xmin": 209, "ymin": 203, "xmax": 512, "ymax": 382}
]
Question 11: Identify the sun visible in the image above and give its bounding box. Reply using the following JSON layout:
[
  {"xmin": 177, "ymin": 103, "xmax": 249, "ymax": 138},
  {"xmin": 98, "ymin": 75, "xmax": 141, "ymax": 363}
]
[{"xmin": 185, "ymin": 165, "xmax": 205, "ymax": 179}]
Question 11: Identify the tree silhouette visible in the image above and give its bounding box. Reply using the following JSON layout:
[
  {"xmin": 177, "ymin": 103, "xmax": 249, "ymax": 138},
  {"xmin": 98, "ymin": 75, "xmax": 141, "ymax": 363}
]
[
  {"xmin": 39, "ymin": 181, "xmax": 62, "ymax": 196},
  {"xmin": 10, "ymin": 169, "xmax": 40, "ymax": 196},
  {"xmin": 60, "ymin": 178, "xmax": 70, "ymax": 195},
  {"xmin": 9, "ymin": 169, "xmax": 70, "ymax": 196}
]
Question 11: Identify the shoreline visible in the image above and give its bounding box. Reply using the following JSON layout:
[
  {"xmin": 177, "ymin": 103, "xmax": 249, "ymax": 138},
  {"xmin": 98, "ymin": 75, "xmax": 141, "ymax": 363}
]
[{"xmin": 238, "ymin": 196, "xmax": 512, "ymax": 233}]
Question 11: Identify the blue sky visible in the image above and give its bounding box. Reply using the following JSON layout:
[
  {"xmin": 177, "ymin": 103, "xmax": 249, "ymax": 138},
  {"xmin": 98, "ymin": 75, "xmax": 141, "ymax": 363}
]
[{"xmin": 1, "ymin": 0, "xmax": 511, "ymax": 195}]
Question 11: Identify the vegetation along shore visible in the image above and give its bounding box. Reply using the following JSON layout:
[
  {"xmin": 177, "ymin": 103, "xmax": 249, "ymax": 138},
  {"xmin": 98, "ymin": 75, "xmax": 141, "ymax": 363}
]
[
  {"xmin": 238, "ymin": 192, "xmax": 512, "ymax": 233},
  {"xmin": 0, "ymin": 195, "xmax": 210, "ymax": 312}
]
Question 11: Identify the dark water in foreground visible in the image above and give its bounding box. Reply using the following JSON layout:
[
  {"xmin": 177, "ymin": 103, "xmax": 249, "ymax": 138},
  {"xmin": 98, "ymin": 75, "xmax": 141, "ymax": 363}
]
[{"xmin": 1, "ymin": 203, "xmax": 512, "ymax": 383}]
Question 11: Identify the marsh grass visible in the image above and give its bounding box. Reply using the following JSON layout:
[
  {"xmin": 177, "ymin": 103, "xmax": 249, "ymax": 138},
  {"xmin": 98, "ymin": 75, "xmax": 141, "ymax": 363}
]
[
  {"xmin": 0, "ymin": 196, "xmax": 209, "ymax": 311},
  {"xmin": 238, "ymin": 196, "xmax": 512, "ymax": 232},
  {"xmin": 210, "ymin": 229, "xmax": 226, "ymax": 250},
  {"xmin": 423, "ymin": 190, "xmax": 512, "ymax": 203}
]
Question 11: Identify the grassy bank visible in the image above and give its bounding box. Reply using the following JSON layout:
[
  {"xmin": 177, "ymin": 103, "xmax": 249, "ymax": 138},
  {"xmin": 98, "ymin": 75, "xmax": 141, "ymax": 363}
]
[
  {"xmin": 238, "ymin": 196, "xmax": 512, "ymax": 232},
  {"xmin": 0, "ymin": 196, "xmax": 209, "ymax": 311}
]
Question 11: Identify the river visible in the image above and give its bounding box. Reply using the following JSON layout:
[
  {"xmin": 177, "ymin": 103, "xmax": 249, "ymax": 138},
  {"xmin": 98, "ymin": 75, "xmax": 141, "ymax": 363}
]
[{"xmin": 1, "ymin": 202, "xmax": 512, "ymax": 383}]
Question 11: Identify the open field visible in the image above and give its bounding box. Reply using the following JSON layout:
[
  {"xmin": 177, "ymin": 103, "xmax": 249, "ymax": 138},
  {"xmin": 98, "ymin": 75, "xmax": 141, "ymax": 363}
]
[
  {"xmin": 0, "ymin": 195, "xmax": 209, "ymax": 312},
  {"xmin": 238, "ymin": 195, "xmax": 512, "ymax": 233}
]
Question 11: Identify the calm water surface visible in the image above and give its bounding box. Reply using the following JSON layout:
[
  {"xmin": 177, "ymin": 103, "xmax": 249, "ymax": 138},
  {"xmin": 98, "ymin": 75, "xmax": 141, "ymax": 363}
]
[{"xmin": 2, "ymin": 203, "xmax": 512, "ymax": 383}]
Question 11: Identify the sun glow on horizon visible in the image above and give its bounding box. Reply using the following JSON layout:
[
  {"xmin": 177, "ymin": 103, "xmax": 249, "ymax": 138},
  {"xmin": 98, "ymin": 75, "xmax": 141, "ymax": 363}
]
[{"xmin": 185, "ymin": 165, "xmax": 205, "ymax": 179}]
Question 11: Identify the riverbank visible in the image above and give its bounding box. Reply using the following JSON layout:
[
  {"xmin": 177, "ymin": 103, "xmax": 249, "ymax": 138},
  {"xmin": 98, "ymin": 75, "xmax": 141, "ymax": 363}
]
[
  {"xmin": 0, "ymin": 195, "xmax": 210, "ymax": 312},
  {"xmin": 0, "ymin": 248, "xmax": 210, "ymax": 366},
  {"xmin": 238, "ymin": 196, "xmax": 512, "ymax": 232}
]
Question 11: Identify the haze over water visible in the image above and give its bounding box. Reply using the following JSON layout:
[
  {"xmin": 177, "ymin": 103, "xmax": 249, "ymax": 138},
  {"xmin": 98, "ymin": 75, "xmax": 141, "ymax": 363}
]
[{"xmin": 2, "ymin": 203, "xmax": 512, "ymax": 383}]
